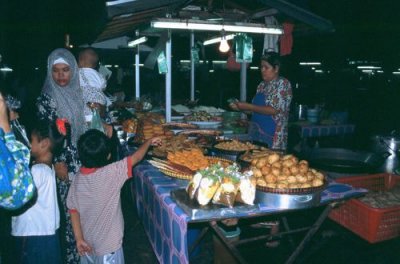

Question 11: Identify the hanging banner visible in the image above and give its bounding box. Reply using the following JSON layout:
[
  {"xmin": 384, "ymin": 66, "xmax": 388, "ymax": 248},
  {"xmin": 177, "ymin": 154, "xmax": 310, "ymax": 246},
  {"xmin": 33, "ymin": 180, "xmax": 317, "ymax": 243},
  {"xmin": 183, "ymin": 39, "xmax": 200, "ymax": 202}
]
[
  {"xmin": 235, "ymin": 34, "xmax": 253, "ymax": 63},
  {"xmin": 157, "ymin": 51, "xmax": 168, "ymax": 74}
]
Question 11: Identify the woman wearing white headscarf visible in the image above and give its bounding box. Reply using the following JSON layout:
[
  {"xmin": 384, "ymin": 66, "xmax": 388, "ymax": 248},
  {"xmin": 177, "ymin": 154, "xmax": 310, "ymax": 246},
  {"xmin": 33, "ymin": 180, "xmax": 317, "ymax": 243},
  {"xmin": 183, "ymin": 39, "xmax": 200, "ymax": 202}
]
[{"xmin": 37, "ymin": 48, "xmax": 84, "ymax": 264}]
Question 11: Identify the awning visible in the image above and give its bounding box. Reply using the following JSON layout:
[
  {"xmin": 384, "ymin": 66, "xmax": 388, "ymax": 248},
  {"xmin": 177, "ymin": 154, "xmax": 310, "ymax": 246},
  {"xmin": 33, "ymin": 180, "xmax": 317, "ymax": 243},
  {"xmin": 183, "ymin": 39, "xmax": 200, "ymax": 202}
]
[{"xmin": 96, "ymin": 0, "xmax": 334, "ymax": 42}]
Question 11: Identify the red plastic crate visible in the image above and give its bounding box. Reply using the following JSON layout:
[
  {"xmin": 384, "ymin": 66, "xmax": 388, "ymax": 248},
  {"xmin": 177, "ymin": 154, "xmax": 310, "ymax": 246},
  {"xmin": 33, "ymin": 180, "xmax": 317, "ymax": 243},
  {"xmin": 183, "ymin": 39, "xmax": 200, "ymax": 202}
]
[{"xmin": 329, "ymin": 173, "xmax": 400, "ymax": 243}]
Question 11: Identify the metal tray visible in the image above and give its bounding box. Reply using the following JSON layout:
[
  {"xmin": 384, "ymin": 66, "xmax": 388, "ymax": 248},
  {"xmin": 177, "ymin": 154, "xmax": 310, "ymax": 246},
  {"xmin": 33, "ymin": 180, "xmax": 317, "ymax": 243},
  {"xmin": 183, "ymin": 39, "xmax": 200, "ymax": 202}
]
[{"xmin": 170, "ymin": 189, "xmax": 258, "ymax": 221}]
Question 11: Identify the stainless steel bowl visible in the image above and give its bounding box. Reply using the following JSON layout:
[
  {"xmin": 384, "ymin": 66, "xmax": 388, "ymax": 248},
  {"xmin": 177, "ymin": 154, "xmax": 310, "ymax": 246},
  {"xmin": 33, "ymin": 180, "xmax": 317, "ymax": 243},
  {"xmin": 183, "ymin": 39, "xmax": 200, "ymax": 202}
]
[{"xmin": 255, "ymin": 190, "xmax": 322, "ymax": 209}]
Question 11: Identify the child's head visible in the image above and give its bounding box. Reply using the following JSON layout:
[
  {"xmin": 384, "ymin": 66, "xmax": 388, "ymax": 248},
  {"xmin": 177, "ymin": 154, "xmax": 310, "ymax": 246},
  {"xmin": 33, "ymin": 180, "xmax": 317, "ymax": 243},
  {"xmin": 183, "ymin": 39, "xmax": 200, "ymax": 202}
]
[
  {"xmin": 30, "ymin": 120, "xmax": 65, "ymax": 159},
  {"xmin": 78, "ymin": 129, "xmax": 112, "ymax": 168}
]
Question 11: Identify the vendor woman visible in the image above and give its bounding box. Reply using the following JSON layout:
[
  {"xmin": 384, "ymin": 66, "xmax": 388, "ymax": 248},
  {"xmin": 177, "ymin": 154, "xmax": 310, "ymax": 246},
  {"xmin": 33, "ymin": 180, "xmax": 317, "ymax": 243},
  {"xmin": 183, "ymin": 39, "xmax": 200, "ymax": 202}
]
[{"xmin": 230, "ymin": 52, "xmax": 292, "ymax": 150}]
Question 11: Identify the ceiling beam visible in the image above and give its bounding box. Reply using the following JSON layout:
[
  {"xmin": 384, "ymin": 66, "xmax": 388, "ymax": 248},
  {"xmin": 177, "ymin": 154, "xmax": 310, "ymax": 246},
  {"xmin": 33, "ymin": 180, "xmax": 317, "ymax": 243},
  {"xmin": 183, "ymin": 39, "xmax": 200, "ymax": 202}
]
[
  {"xmin": 256, "ymin": 0, "xmax": 334, "ymax": 32},
  {"xmin": 107, "ymin": 0, "xmax": 186, "ymax": 18}
]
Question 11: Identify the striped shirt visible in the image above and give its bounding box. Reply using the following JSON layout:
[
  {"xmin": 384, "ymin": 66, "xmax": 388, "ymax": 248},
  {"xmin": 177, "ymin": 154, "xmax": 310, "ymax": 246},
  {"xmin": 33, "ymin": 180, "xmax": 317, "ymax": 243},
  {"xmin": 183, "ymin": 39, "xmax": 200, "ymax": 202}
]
[{"xmin": 67, "ymin": 157, "xmax": 133, "ymax": 255}]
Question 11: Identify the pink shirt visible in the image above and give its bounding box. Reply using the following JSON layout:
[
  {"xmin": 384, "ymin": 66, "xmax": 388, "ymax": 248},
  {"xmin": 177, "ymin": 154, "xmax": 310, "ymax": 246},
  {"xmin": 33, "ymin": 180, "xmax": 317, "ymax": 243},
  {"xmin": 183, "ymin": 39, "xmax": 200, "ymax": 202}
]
[{"xmin": 67, "ymin": 157, "xmax": 133, "ymax": 255}]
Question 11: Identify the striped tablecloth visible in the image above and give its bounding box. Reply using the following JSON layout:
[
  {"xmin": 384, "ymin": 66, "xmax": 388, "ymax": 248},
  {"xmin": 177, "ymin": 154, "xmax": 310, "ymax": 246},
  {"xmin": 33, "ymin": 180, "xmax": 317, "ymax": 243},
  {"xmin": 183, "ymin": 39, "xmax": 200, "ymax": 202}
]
[
  {"xmin": 132, "ymin": 162, "xmax": 366, "ymax": 264},
  {"xmin": 296, "ymin": 123, "xmax": 355, "ymax": 138}
]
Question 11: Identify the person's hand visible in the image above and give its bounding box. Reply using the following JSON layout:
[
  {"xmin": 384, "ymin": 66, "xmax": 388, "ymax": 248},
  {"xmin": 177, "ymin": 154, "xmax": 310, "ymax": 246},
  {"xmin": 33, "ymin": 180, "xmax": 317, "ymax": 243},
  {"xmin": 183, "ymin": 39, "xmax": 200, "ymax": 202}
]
[
  {"xmin": 9, "ymin": 110, "xmax": 19, "ymax": 121},
  {"xmin": 150, "ymin": 137, "xmax": 163, "ymax": 147},
  {"xmin": 55, "ymin": 162, "xmax": 69, "ymax": 181},
  {"xmin": 103, "ymin": 123, "xmax": 113, "ymax": 138},
  {"xmin": 0, "ymin": 93, "xmax": 11, "ymax": 133},
  {"xmin": 76, "ymin": 239, "xmax": 92, "ymax": 256},
  {"xmin": 229, "ymin": 102, "xmax": 240, "ymax": 111}
]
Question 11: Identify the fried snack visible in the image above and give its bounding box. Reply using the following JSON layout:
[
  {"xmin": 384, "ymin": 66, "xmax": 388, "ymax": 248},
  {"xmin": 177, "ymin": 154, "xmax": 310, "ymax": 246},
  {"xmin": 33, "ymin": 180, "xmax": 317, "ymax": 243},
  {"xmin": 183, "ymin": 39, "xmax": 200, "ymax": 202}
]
[
  {"xmin": 122, "ymin": 118, "xmax": 138, "ymax": 133},
  {"xmin": 214, "ymin": 140, "xmax": 260, "ymax": 152},
  {"xmin": 248, "ymin": 152, "xmax": 325, "ymax": 189},
  {"xmin": 167, "ymin": 148, "xmax": 209, "ymax": 171}
]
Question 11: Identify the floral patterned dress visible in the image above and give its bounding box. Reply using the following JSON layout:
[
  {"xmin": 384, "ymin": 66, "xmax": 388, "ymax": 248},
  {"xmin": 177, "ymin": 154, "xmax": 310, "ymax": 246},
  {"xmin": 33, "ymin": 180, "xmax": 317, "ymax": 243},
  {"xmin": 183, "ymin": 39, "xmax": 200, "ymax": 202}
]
[
  {"xmin": 37, "ymin": 92, "xmax": 81, "ymax": 264},
  {"xmin": 250, "ymin": 77, "xmax": 292, "ymax": 150},
  {"xmin": 0, "ymin": 130, "xmax": 35, "ymax": 210}
]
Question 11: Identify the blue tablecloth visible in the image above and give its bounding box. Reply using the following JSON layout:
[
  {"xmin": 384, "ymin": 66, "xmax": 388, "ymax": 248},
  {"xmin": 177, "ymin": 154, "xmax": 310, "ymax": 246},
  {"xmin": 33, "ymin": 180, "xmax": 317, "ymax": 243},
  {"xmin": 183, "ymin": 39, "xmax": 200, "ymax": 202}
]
[
  {"xmin": 296, "ymin": 123, "xmax": 355, "ymax": 138},
  {"xmin": 132, "ymin": 161, "xmax": 367, "ymax": 264}
]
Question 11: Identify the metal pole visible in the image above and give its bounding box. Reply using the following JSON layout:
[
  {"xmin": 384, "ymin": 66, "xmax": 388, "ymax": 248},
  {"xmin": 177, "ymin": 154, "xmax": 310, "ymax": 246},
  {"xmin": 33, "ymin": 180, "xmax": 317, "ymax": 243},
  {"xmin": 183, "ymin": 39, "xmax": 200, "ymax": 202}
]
[
  {"xmin": 190, "ymin": 32, "xmax": 195, "ymax": 101},
  {"xmin": 240, "ymin": 62, "xmax": 247, "ymax": 101},
  {"xmin": 165, "ymin": 32, "xmax": 172, "ymax": 122},
  {"xmin": 135, "ymin": 45, "xmax": 140, "ymax": 99}
]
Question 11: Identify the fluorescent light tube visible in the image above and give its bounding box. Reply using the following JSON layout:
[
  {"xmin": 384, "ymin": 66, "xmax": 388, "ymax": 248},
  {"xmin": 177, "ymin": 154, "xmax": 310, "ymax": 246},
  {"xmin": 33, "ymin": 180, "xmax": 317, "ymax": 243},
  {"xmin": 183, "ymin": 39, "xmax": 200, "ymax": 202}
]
[
  {"xmin": 106, "ymin": 0, "xmax": 137, "ymax": 7},
  {"xmin": 357, "ymin": 66, "xmax": 381, "ymax": 69},
  {"xmin": 299, "ymin": 62, "xmax": 321, "ymax": 66},
  {"xmin": 128, "ymin": 36, "xmax": 148, "ymax": 47},
  {"xmin": 151, "ymin": 19, "xmax": 283, "ymax": 34},
  {"xmin": 0, "ymin": 67, "xmax": 13, "ymax": 72}
]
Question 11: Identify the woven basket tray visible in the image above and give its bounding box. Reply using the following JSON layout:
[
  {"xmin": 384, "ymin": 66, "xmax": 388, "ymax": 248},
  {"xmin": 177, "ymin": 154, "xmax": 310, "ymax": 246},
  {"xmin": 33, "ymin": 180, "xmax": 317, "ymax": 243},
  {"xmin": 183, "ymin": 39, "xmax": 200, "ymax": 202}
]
[
  {"xmin": 155, "ymin": 156, "xmax": 235, "ymax": 180},
  {"xmin": 256, "ymin": 179, "xmax": 328, "ymax": 195}
]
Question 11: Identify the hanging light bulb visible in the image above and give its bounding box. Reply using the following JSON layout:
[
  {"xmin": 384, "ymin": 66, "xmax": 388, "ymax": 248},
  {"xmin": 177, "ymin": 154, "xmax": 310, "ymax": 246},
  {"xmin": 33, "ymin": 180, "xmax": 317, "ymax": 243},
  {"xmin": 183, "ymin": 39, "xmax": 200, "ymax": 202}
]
[{"xmin": 219, "ymin": 30, "xmax": 230, "ymax": 53}]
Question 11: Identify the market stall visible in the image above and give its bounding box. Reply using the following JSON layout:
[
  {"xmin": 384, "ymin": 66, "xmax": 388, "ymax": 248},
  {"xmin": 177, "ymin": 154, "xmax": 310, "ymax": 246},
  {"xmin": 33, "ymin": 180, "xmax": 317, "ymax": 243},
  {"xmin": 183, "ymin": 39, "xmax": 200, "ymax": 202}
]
[{"xmin": 132, "ymin": 160, "xmax": 367, "ymax": 263}]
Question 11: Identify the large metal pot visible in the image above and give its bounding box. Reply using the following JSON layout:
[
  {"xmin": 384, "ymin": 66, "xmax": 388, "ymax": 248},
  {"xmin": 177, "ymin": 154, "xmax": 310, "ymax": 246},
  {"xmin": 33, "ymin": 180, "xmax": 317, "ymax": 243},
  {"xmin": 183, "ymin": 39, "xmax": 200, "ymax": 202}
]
[
  {"xmin": 369, "ymin": 133, "xmax": 400, "ymax": 173},
  {"xmin": 255, "ymin": 191, "xmax": 322, "ymax": 209},
  {"xmin": 301, "ymin": 148, "xmax": 387, "ymax": 178}
]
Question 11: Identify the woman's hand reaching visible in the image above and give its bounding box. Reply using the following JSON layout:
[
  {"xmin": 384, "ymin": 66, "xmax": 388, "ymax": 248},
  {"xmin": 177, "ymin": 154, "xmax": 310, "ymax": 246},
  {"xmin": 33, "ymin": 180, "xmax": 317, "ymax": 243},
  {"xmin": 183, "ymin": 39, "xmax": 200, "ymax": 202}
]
[{"xmin": 229, "ymin": 102, "xmax": 240, "ymax": 111}]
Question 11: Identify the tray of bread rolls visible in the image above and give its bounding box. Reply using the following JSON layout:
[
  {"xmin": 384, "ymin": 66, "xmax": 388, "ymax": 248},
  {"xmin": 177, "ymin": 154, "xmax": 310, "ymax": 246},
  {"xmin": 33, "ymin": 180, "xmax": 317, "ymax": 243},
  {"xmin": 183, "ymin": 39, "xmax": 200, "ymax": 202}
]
[{"xmin": 248, "ymin": 152, "xmax": 327, "ymax": 195}]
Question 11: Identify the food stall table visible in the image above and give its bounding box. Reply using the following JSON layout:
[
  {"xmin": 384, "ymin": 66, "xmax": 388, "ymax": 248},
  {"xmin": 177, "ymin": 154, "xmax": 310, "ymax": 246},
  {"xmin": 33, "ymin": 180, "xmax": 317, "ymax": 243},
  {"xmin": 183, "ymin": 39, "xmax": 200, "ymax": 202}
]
[
  {"xmin": 290, "ymin": 122, "xmax": 356, "ymax": 151},
  {"xmin": 132, "ymin": 162, "xmax": 366, "ymax": 264}
]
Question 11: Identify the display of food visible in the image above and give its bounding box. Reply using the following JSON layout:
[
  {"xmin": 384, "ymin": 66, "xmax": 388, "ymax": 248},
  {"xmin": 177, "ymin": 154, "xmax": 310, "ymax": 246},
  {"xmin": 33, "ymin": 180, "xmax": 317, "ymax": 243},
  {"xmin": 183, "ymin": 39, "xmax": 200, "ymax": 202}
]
[
  {"xmin": 359, "ymin": 185, "xmax": 400, "ymax": 208},
  {"xmin": 191, "ymin": 106, "xmax": 225, "ymax": 115},
  {"xmin": 186, "ymin": 163, "xmax": 255, "ymax": 207},
  {"xmin": 239, "ymin": 149, "xmax": 278, "ymax": 163},
  {"xmin": 151, "ymin": 135, "xmax": 200, "ymax": 158},
  {"xmin": 172, "ymin": 104, "xmax": 191, "ymax": 114},
  {"xmin": 184, "ymin": 111, "xmax": 221, "ymax": 122},
  {"xmin": 161, "ymin": 122, "xmax": 199, "ymax": 130},
  {"xmin": 122, "ymin": 118, "xmax": 138, "ymax": 134},
  {"xmin": 214, "ymin": 140, "xmax": 262, "ymax": 152},
  {"xmin": 167, "ymin": 148, "xmax": 209, "ymax": 171},
  {"xmin": 134, "ymin": 113, "xmax": 172, "ymax": 143},
  {"xmin": 249, "ymin": 153, "xmax": 325, "ymax": 189},
  {"xmin": 178, "ymin": 129, "xmax": 223, "ymax": 137}
]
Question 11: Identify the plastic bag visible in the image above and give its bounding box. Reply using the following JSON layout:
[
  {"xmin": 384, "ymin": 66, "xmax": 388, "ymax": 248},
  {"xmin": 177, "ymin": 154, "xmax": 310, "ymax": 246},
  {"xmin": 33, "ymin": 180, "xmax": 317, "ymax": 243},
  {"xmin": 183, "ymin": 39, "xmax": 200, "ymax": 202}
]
[
  {"xmin": 157, "ymin": 51, "xmax": 168, "ymax": 74},
  {"xmin": 235, "ymin": 34, "xmax": 253, "ymax": 63},
  {"xmin": 235, "ymin": 171, "xmax": 256, "ymax": 205},
  {"xmin": 212, "ymin": 177, "xmax": 239, "ymax": 208}
]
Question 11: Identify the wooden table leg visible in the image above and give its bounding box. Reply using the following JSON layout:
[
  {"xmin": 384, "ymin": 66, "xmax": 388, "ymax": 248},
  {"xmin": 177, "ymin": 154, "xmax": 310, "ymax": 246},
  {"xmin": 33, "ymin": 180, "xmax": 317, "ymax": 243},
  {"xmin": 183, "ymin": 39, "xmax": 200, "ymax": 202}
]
[{"xmin": 285, "ymin": 205, "xmax": 333, "ymax": 264}]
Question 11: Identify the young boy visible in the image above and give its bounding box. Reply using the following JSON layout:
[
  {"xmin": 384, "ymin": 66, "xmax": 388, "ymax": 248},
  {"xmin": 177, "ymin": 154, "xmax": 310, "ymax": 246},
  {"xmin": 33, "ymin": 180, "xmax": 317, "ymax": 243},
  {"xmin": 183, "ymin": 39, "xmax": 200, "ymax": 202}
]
[
  {"xmin": 11, "ymin": 119, "xmax": 66, "ymax": 263},
  {"xmin": 67, "ymin": 129, "xmax": 161, "ymax": 263}
]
